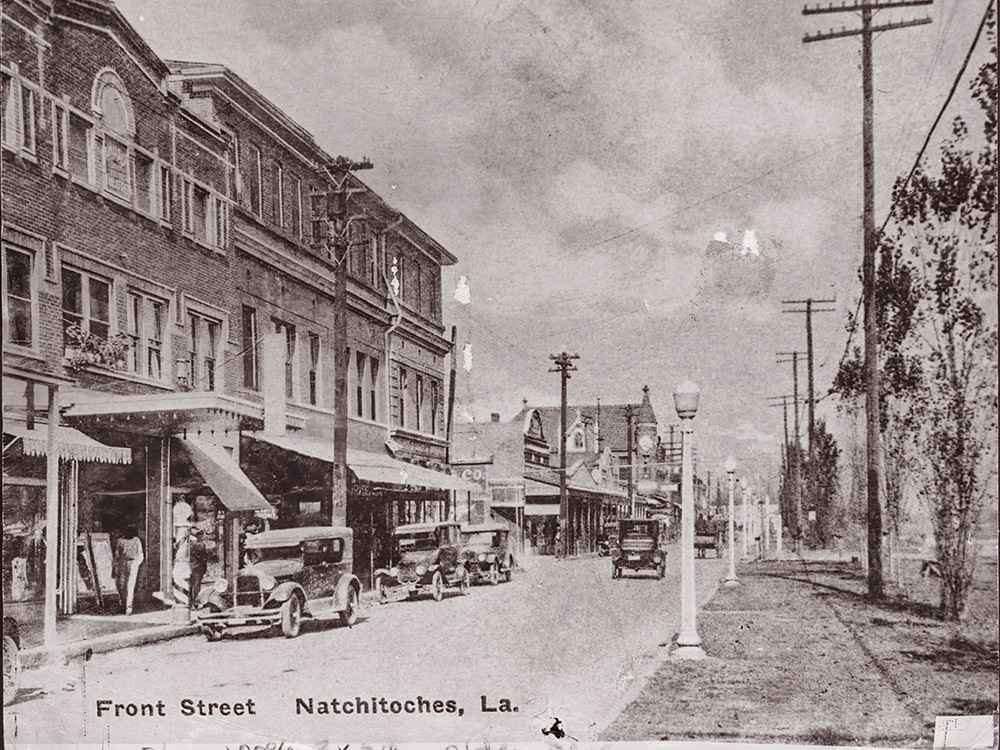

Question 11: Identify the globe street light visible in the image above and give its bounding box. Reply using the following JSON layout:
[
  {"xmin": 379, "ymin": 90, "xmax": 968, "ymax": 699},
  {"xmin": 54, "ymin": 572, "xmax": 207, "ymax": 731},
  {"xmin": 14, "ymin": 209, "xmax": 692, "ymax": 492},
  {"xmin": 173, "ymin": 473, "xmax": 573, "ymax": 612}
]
[
  {"xmin": 723, "ymin": 456, "xmax": 739, "ymax": 587},
  {"xmin": 672, "ymin": 379, "xmax": 705, "ymax": 659}
]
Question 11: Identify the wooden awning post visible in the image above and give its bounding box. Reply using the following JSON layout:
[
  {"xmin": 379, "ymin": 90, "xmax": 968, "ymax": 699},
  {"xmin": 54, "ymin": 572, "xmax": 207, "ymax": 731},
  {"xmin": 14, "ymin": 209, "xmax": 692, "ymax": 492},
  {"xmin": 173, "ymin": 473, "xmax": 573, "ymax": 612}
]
[{"xmin": 44, "ymin": 384, "xmax": 60, "ymax": 645}]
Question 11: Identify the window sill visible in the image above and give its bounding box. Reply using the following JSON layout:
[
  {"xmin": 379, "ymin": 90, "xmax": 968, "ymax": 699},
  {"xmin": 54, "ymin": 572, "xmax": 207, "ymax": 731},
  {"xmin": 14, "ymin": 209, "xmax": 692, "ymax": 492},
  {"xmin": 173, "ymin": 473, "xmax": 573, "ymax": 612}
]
[
  {"xmin": 63, "ymin": 360, "xmax": 175, "ymax": 391},
  {"xmin": 181, "ymin": 232, "xmax": 226, "ymax": 255},
  {"xmin": 1, "ymin": 143, "xmax": 39, "ymax": 163},
  {"xmin": 2, "ymin": 345, "xmax": 45, "ymax": 361}
]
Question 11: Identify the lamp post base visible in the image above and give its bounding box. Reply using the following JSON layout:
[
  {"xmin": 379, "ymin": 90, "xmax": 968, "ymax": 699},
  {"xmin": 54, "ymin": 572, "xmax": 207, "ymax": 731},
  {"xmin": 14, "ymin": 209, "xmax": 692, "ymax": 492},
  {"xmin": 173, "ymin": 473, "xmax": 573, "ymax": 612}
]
[
  {"xmin": 672, "ymin": 644, "xmax": 707, "ymax": 660},
  {"xmin": 722, "ymin": 577, "xmax": 740, "ymax": 587}
]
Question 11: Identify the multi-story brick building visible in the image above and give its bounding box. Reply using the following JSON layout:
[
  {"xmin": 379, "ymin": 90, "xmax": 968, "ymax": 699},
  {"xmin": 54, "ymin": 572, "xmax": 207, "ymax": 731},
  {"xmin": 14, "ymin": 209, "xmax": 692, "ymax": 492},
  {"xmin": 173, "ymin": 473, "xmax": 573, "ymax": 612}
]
[{"xmin": 2, "ymin": 0, "xmax": 465, "ymax": 633}]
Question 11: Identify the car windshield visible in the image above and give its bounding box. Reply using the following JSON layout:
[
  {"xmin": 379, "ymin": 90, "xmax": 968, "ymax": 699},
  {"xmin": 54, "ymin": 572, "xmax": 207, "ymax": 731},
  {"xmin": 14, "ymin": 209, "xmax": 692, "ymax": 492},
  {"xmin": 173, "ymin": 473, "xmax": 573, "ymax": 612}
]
[
  {"xmin": 396, "ymin": 532, "xmax": 437, "ymax": 552},
  {"xmin": 464, "ymin": 531, "xmax": 501, "ymax": 547},
  {"xmin": 622, "ymin": 522, "xmax": 656, "ymax": 539},
  {"xmin": 246, "ymin": 545, "xmax": 301, "ymax": 563}
]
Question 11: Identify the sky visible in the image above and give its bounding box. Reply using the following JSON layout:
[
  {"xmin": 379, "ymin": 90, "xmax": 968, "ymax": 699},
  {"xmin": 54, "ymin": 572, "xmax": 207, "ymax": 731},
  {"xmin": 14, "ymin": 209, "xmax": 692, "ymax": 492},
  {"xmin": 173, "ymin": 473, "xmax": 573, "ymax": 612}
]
[{"xmin": 113, "ymin": 0, "xmax": 993, "ymax": 492}]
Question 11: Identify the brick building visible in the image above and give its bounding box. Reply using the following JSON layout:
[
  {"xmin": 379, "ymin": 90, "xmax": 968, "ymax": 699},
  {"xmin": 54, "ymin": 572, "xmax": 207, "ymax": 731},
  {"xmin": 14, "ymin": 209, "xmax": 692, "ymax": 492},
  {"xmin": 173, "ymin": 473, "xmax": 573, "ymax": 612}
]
[{"xmin": 2, "ymin": 0, "xmax": 466, "ymax": 633}]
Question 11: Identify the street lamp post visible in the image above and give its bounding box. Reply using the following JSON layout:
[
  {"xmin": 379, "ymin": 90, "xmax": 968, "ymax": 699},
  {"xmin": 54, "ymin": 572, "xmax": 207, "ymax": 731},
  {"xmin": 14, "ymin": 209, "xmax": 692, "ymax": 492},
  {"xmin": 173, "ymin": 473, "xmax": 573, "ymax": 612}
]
[
  {"xmin": 741, "ymin": 479, "xmax": 750, "ymax": 558},
  {"xmin": 673, "ymin": 379, "xmax": 705, "ymax": 659},
  {"xmin": 723, "ymin": 456, "xmax": 739, "ymax": 586}
]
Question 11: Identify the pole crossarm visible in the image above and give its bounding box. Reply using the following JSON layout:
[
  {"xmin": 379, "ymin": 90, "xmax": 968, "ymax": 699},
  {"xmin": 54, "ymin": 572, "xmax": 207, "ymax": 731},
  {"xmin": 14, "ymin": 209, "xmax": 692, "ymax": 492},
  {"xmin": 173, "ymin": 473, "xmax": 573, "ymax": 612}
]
[
  {"xmin": 803, "ymin": 0, "xmax": 931, "ymax": 14},
  {"xmin": 804, "ymin": 17, "xmax": 931, "ymax": 42}
]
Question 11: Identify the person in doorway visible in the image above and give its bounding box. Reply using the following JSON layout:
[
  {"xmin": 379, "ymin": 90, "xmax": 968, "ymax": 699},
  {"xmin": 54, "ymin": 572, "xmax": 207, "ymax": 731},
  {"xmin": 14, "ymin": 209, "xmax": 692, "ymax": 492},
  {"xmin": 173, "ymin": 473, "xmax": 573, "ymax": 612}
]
[
  {"xmin": 188, "ymin": 525, "xmax": 209, "ymax": 608},
  {"xmin": 114, "ymin": 525, "xmax": 144, "ymax": 615}
]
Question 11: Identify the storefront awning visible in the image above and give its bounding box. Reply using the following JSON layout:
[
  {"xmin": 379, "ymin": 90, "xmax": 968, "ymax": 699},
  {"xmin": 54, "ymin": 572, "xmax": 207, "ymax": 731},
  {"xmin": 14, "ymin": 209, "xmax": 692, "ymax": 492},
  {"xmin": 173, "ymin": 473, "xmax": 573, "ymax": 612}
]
[
  {"xmin": 524, "ymin": 503, "xmax": 560, "ymax": 516},
  {"xmin": 249, "ymin": 432, "xmax": 478, "ymax": 492},
  {"xmin": 3, "ymin": 419, "xmax": 131, "ymax": 464},
  {"xmin": 179, "ymin": 436, "xmax": 276, "ymax": 515}
]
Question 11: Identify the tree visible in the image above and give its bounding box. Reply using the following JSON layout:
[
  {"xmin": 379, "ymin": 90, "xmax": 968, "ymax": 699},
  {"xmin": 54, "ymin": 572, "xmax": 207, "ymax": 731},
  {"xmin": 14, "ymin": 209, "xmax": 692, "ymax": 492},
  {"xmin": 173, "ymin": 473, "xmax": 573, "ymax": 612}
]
[
  {"xmin": 835, "ymin": 7, "xmax": 997, "ymax": 620},
  {"xmin": 804, "ymin": 420, "xmax": 840, "ymax": 548}
]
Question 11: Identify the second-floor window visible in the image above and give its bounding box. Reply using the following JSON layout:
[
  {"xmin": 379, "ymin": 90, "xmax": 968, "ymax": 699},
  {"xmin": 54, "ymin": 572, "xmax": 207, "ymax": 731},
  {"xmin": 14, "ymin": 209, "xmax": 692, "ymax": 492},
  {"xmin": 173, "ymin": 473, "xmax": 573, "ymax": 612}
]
[
  {"xmin": 430, "ymin": 380, "xmax": 440, "ymax": 436},
  {"xmin": 62, "ymin": 267, "xmax": 111, "ymax": 350},
  {"xmin": 273, "ymin": 161, "xmax": 284, "ymax": 228},
  {"xmin": 368, "ymin": 357, "xmax": 379, "ymax": 421},
  {"xmin": 292, "ymin": 176, "xmax": 303, "ymax": 239},
  {"xmin": 126, "ymin": 291, "xmax": 166, "ymax": 380},
  {"xmin": 2, "ymin": 245, "xmax": 36, "ymax": 348},
  {"xmin": 1, "ymin": 69, "xmax": 36, "ymax": 156},
  {"xmin": 282, "ymin": 322, "xmax": 297, "ymax": 400},
  {"xmin": 180, "ymin": 177, "xmax": 227, "ymax": 249},
  {"xmin": 415, "ymin": 374, "xmax": 424, "ymax": 432},
  {"xmin": 398, "ymin": 366, "xmax": 408, "ymax": 428},
  {"xmin": 308, "ymin": 332, "xmax": 320, "ymax": 405},
  {"xmin": 242, "ymin": 305, "xmax": 260, "ymax": 390},
  {"xmin": 355, "ymin": 351, "xmax": 366, "ymax": 417},
  {"xmin": 249, "ymin": 146, "xmax": 262, "ymax": 217},
  {"xmin": 189, "ymin": 312, "xmax": 221, "ymax": 391}
]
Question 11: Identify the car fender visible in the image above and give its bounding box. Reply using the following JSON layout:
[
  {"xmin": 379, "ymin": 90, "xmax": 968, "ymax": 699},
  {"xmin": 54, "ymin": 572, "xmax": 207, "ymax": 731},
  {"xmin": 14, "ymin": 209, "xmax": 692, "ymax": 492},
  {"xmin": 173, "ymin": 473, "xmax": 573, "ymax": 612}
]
[
  {"xmin": 334, "ymin": 574, "xmax": 361, "ymax": 611},
  {"xmin": 267, "ymin": 581, "xmax": 305, "ymax": 605}
]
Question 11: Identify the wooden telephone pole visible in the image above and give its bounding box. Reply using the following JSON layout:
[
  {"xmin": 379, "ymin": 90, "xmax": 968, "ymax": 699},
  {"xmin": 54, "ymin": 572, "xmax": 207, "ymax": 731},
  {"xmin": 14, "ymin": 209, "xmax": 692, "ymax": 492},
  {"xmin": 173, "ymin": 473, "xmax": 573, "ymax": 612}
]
[
  {"xmin": 803, "ymin": 0, "xmax": 932, "ymax": 599},
  {"xmin": 624, "ymin": 404, "xmax": 637, "ymax": 518},
  {"xmin": 549, "ymin": 351, "xmax": 579, "ymax": 557},
  {"xmin": 777, "ymin": 352, "xmax": 806, "ymax": 550},
  {"xmin": 313, "ymin": 156, "xmax": 373, "ymax": 526}
]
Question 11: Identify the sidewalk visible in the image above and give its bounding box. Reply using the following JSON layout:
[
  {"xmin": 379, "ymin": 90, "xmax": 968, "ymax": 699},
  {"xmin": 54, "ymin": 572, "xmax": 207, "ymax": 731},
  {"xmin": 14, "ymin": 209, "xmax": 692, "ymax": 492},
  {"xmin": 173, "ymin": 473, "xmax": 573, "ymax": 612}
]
[
  {"xmin": 17, "ymin": 586, "xmax": 392, "ymax": 668},
  {"xmin": 600, "ymin": 557, "xmax": 999, "ymax": 747}
]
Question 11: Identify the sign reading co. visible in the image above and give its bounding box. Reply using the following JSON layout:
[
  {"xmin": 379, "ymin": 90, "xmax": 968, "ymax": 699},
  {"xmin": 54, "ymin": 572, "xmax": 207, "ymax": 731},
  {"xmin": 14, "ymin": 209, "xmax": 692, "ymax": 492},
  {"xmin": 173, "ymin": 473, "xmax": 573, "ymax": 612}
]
[{"xmin": 453, "ymin": 463, "xmax": 490, "ymax": 489}]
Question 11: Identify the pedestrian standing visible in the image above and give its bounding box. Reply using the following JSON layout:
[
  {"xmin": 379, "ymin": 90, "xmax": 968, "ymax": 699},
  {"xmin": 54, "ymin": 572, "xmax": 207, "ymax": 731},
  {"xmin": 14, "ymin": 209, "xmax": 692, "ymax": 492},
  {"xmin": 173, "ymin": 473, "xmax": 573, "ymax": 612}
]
[
  {"xmin": 115, "ymin": 524, "xmax": 144, "ymax": 615},
  {"xmin": 188, "ymin": 525, "xmax": 209, "ymax": 608}
]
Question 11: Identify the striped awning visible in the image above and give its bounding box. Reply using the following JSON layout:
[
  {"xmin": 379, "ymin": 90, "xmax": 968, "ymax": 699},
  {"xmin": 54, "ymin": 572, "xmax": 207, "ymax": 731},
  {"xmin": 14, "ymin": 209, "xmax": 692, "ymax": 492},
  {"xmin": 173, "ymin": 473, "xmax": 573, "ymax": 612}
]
[{"xmin": 3, "ymin": 420, "xmax": 131, "ymax": 464}]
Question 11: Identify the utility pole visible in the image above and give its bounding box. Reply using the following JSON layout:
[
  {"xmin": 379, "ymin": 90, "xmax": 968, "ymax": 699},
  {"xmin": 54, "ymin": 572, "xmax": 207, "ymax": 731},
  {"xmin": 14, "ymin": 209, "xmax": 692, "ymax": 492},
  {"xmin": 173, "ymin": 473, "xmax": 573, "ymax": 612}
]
[
  {"xmin": 777, "ymin": 352, "xmax": 806, "ymax": 551},
  {"xmin": 767, "ymin": 394, "xmax": 804, "ymax": 538},
  {"xmin": 782, "ymin": 297, "xmax": 836, "ymax": 549},
  {"xmin": 624, "ymin": 404, "xmax": 637, "ymax": 518},
  {"xmin": 803, "ymin": 0, "xmax": 931, "ymax": 599},
  {"xmin": 313, "ymin": 155, "xmax": 373, "ymax": 526},
  {"xmin": 550, "ymin": 351, "xmax": 579, "ymax": 557}
]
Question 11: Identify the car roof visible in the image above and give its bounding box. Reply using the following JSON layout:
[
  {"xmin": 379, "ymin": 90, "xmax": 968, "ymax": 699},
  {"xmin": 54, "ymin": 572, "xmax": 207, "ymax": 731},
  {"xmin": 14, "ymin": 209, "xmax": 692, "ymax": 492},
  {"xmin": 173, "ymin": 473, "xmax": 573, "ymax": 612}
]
[
  {"xmin": 461, "ymin": 523, "xmax": 509, "ymax": 534},
  {"xmin": 245, "ymin": 526, "xmax": 353, "ymax": 548},
  {"xmin": 394, "ymin": 521, "xmax": 460, "ymax": 535}
]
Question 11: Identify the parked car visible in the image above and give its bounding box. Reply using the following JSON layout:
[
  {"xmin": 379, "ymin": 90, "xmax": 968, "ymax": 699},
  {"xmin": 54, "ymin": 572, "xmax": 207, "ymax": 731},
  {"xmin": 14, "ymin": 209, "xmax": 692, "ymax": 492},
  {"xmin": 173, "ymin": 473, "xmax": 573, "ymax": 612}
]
[
  {"xmin": 611, "ymin": 519, "xmax": 667, "ymax": 579},
  {"xmin": 196, "ymin": 526, "xmax": 361, "ymax": 641},
  {"xmin": 695, "ymin": 516, "xmax": 724, "ymax": 558},
  {"xmin": 3, "ymin": 617, "xmax": 21, "ymax": 706},
  {"xmin": 375, "ymin": 521, "xmax": 470, "ymax": 602},
  {"xmin": 460, "ymin": 522, "xmax": 514, "ymax": 585}
]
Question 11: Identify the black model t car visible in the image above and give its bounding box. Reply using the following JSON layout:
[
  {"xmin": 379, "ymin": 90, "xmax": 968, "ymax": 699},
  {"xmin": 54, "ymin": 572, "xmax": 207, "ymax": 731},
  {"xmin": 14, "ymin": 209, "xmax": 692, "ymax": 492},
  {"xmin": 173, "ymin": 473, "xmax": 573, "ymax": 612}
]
[
  {"xmin": 612, "ymin": 519, "xmax": 667, "ymax": 579},
  {"xmin": 375, "ymin": 521, "xmax": 470, "ymax": 601},
  {"xmin": 196, "ymin": 526, "xmax": 362, "ymax": 640},
  {"xmin": 460, "ymin": 522, "xmax": 514, "ymax": 585}
]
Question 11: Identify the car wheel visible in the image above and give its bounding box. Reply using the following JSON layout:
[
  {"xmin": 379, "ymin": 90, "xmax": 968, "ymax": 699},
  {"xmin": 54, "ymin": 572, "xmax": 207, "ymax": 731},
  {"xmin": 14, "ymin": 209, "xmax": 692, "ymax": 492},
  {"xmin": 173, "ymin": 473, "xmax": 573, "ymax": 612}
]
[
  {"xmin": 489, "ymin": 562, "xmax": 500, "ymax": 586},
  {"xmin": 3, "ymin": 635, "xmax": 21, "ymax": 706},
  {"xmin": 431, "ymin": 571, "xmax": 444, "ymax": 602},
  {"xmin": 377, "ymin": 578, "xmax": 388, "ymax": 605},
  {"xmin": 504, "ymin": 559, "xmax": 513, "ymax": 583},
  {"xmin": 340, "ymin": 585, "xmax": 359, "ymax": 627},
  {"xmin": 280, "ymin": 594, "xmax": 303, "ymax": 638},
  {"xmin": 458, "ymin": 569, "xmax": 471, "ymax": 596},
  {"xmin": 611, "ymin": 565, "xmax": 619, "ymax": 580},
  {"xmin": 658, "ymin": 563, "xmax": 666, "ymax": 580}
]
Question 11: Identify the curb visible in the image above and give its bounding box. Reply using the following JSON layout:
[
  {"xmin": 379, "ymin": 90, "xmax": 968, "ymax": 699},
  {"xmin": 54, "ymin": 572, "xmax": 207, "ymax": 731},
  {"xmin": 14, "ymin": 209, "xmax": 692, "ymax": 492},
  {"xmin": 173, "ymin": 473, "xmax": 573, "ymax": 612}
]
[{"xmin": 20, "ymin": 623, "xmax": 199, "ymax": 668}]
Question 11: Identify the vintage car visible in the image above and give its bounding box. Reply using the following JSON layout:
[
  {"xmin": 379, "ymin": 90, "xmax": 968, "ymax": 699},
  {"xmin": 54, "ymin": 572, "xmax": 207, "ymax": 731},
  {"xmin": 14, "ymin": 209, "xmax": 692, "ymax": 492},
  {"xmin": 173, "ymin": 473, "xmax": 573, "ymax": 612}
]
[
  {"xmin": 196, "ymin": 526, "xmax": 361, "ymax": 641},
  {"xmin": 460, "ymin": 522, "xmax": 514, "ymax": 585},
  {"xmin": 375, "ymin": 521, "xmax": 470, "ymax": 602},
  {"xmin": 695, "ymin": 517, "xmax": 724, "ymax": 558},
  {"xmin": 611, "ymin": 519, "xmax": 667, "ymax": 579},
  {"xmin": 3, "ymin": 616, "xmax": 21, "ymax": 706}
]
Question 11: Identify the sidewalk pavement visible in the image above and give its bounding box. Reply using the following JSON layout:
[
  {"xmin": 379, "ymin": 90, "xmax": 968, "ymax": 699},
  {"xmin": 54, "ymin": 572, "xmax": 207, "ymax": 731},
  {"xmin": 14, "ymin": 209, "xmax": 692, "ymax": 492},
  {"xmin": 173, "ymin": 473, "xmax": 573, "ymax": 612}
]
[
  {"xmin": 19, "ymin": 588, "xmax": 386, "ymax": 668},
  {"xmin": 601, "ymin": 556, "xmax": 998, "ymax": 747}
]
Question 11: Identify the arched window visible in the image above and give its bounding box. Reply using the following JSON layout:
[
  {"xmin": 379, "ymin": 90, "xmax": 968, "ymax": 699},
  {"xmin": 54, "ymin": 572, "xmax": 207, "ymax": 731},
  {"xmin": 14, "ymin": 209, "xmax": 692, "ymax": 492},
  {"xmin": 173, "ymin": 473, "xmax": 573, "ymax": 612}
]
[
  {"xmin": 570, "ymin": 429, "xmax": 585, "ymax": 451},
  {"xmin": 92, "ymin": 70, "xmax": 135, "ymax": 198}
]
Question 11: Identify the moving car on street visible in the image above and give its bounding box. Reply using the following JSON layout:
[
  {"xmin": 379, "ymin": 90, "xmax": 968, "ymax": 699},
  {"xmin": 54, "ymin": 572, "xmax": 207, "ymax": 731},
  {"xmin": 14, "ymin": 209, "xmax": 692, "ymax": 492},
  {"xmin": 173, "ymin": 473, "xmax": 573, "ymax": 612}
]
[
  {"xmin": 612, "ymin": 519, "xmax": 667, "ymax": 579},
  {"xmin": 460, "ymin": 522, "xmax": 514, "ymax": 585},
  {"xmin": 196, "ymin": 526, "xmax": 361, "ymax": 641},
  {"xmin": 375, "ymin": 521, "xmax": 470, "ymax": 602}
]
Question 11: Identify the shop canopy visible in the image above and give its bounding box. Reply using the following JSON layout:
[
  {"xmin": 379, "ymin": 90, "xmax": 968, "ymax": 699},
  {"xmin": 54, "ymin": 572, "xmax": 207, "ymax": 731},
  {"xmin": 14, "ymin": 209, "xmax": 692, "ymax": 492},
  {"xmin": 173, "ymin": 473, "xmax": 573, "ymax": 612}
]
[
  {"xmin": 249, "ymin": 432, "xmax": 478, "ymax": 492},
  {"xmin": 3, "ymin": 419, "xmax": 131, "ymax": 464},
  {"xmin": 179, "ymin": 435, "xmax": 276, "ymax": 515}
]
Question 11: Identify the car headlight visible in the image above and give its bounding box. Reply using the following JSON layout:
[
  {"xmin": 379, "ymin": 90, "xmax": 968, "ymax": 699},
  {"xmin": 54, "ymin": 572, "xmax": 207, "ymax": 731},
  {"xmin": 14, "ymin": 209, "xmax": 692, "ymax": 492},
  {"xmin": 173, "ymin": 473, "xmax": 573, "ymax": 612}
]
[
  {"xmin": 653, "ymin": 554, "xmax": 662, "ymax": 563},
  {"xmin": 213, "ymin": 579, "xmax": 228, "ymax": 594},
  {"xmin": 390, "ymin": 566, "xmax": 399, "ymax": 577},
  {"xmin": 259, "ymin": 574, "xmax": 276, "ymax": 592},
  {"xmin": 415, "ymin": 564, "xmax": 426, "ymax": 575}
]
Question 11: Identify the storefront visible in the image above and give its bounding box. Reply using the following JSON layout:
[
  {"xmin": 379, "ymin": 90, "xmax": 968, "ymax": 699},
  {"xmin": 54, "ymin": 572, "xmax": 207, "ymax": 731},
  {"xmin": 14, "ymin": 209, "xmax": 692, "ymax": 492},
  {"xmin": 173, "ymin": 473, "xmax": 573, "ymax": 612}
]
[
  {"xmin": 243, "ymin": 432, "xmax": 478, "ymax": 588},
  {"xmin": 61, "ymin": 391, "xmax": 275, "ymax": 608}
]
